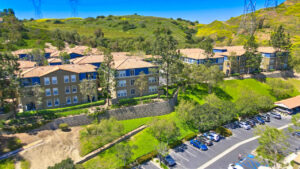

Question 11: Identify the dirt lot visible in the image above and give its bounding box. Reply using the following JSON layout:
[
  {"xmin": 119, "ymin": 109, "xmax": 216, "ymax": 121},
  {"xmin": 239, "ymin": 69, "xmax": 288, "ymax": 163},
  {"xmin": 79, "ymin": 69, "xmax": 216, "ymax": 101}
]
[{"xmin": 12, "ymin": 127, "xmax": 82, "ymax": 169}]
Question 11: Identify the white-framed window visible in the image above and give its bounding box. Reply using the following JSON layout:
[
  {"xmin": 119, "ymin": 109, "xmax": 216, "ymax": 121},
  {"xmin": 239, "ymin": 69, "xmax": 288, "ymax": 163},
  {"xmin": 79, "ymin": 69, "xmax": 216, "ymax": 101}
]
[
  {"xmin": 130, "ymin": 79, "xmax": 135, "ymax": 86},
  {"xmin": 149, "ymin": 86, "xmax": 157, "ymax": 93},
  {"xmin": 65, "ymin": 86, "xmax": 70, "ymax": 94},
  {"xmin": 72, "ymin": 86, "xmax": 77, "ymax": 93},
  {"xmin": 73, "ymin": 96, "xmax": 78, "ymax": 103},
  {"xmin": 117, "ymin": 80, "xmax": 126, "ymax": 87},
  {"xmin": 52, "ymin": 76, "xmax": 57, "ymax": 84},
  {"xmin": 148, "ymin": 77, "xmax": 156, "ymax": 83},
  {"xmin": 71, "ymin": 75, "xmax": 76, "ymax": 82},
  {"xmin": 44, "ymin": 77, "xmax": 50, "ymax": 85},
  {"xmin": 53, "ymin": 88, "xmax": 59, "ymax": 96},
  {"xmin": 130, "ymin": 69, "xmax": 135, "ymax": 76},
  {"xmin": 54, "ymin": 98, "xmax": 60, "ymax": 106},
  {"xmin": 64, "ymin": 75, "xmax": 69, "ymax": 83},
  {"xmin": 118, "ymin": 71, "xmax": 126, "ymax": 77},
  {"xmin": 45, "ymin": 88, "xmax": 51, "ymax": 96},
  {"xmin": 47, "ymin": 100, "xmax": 52, "ymax": 107},
  {"xmin": 66, "ymin": 96, "xmax": 71, "ymax": 104},
  {"xmin": 131, "ymin": 89, "xmax": 135, "ymax": 95},
  {"xmin": 117, "ymin": 90, "xmax": 127, "ymax": 97}
]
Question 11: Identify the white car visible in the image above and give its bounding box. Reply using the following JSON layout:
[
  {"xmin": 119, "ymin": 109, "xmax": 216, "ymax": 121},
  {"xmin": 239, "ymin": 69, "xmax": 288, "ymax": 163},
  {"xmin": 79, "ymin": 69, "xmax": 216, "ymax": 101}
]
[
  {"xmin": 239, "ymin": 122, "xmax": 251, "ymax": 130},
  {"xmin": 228, "ymin": 163, "xmax": 244, "ymax": 169}
]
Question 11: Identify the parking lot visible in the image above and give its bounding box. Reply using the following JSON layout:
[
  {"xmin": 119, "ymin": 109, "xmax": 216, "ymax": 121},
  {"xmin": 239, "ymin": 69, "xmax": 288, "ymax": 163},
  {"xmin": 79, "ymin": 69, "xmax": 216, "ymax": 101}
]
[{"xmin": 139, "ymin": 114, "xmax": 299, "ymax": 169}]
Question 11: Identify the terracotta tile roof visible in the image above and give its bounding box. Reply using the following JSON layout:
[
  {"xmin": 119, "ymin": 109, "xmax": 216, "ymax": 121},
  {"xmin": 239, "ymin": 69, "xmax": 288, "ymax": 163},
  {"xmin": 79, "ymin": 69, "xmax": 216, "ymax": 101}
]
[
  {"xmin": 294, "ymin": 154, "xmax": 300, "ymax": 164},
  {"xmin": 215, "ymin": 46, "xmax": 246, "ymax": 56},
  {"xmin": 0, "ymin": 18, "xmax": 3, "ymax": 22},
  {"xmin": 113, "ymin": 58, "xmax": 156, "ymax": 70},
  {"xmin": 71, "ymin": 55, "xmax": 105, "ymax": 64},
  {"xmin": 17, "ymin": 60, "xmax": 37, "ymax": 69},
  {"xmin": 21, "ymin": 64, "xmax": 97, "ymax": 78},
  {"xmin": 50, "ymin": 46, "xmax": 101, "ymax": 57},
  {"xmin": 257, "ymin": 47, "xmax": 277, "ymax": 53},
  {"xmin": 47, "ymin": 58, "xmax": 62, "ymax": 63},
  {"xmin": 275, "ymin": 95, "xmax": 300, "ymax": 109},
  {"xmin": 12, "ymin": 49, "xmax": 33, "ymax": 55},
  {"xmin": 179, "ymin": 48, "xmax": 225, "ymax": 60}
]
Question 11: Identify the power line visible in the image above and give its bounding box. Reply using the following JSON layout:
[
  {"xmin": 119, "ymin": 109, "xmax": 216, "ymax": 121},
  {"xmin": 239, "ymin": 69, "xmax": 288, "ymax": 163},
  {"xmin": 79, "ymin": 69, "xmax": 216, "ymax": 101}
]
[
  {"xmin": 239, "ymin": 0, "xmax": 256, "ymax": 35},
  {"xmin": 32, "ymin": 0, "xmax": 42, "ymax": 19},
  {"xmin": 265, "ymin": 0, "xmax": 278, "ymax": 8},
  {"xmin": 69, "ymin": 0, "xmax": 78, "ymax": 17}
]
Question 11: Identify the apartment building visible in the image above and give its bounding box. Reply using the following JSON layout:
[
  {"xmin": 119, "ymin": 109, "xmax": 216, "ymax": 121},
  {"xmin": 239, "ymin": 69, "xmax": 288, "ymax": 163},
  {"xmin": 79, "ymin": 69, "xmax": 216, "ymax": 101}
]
[
  {"xmin": 113, "ymin": 58, "xmax": 159, "ymax": 99},
  {"xmin": 12, "ymin": 49, "xmax": 54, "ymax": 59},
  {"xmin": 20, "ymin": 64, "xmax": 97, "ymax": 111},
  {"xmin": 47, "ymin": 58, "xmax": 62, "ymax": 66},
  {"xmin": 179, "ymin": 48, "xmax": 225, "ymax": 71},
  {"xmin": 258, "ymin": 47, "xmax": 288, "ymax": 71}
]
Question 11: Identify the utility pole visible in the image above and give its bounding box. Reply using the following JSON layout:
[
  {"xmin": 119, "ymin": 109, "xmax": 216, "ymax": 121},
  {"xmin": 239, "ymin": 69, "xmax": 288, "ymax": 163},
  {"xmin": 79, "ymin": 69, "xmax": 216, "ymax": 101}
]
[
  {"xmin": 239, "ymin": 0, "xmax": 256, "ymax": 35},
  {"xmin": 32, "ymin": 0, "xmax": 42, "ymax": 19},
  {"xmin": 70, "ymin": 0, "xmax": 78, "ymax": 17},
  {"xmin": 265, "ymin": 0, "xmax": 278, "ymax": 8}
]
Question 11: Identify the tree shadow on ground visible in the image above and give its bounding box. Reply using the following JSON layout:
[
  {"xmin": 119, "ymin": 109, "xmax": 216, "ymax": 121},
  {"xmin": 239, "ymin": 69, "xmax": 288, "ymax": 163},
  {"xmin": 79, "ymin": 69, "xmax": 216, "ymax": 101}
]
[{"xmin": 0, "ymin": 135, "xmax": 24, "ymax": 155}]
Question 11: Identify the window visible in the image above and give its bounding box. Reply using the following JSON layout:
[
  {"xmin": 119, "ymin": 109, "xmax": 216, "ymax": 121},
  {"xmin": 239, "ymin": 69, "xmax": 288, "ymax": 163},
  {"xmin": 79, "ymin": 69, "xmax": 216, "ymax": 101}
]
[
  {"xmin": 65, "ymin": 86, "xmax": 70, "ymax": 94},
  {"xmin": 72, "ymin": 86, "xmax": 77, "ymax": 93},
  {"xmin": 148, "ymin": 77, "xmax": 156, "ymax": 83},
  {"xmin": 118, "ymin": 71, "xmax": 126, "ymax": 77},
  {"xmin": 66, "ymin": 97, "xmax": 71, "ymax": 104},
  {"xmin": 54, "ymin": 98, "xmax": 60, "ymax": 106},
  {"xmin": 44, "ymin": 77, "xmax": 50, "ymax": 85},
  {"xmin": 64, "ymin": 75, "xmax": 69, "ymax": 83},
  {"xmin": 52, "ymin": 76, "xmax": 57, "ymax": 84},
  {"xmin": 149, "ymin": 86, "xmax": 157, "ymax": 93},
  {"xmin": 131, "ymin": 89, "xmax": 135, "ymax": 95},
  {"xmin": 130, "ymin": 79, "xmax": 135, "ymax": 86},
  {"xmin": 73, "ymin": 96, "xmax": 78, "ymax": 103},
  {"xmin": 45, "ymin": 88, "xmax": 51, "ymax": 96},
  {"xmin": 130, "ymin": 69, "xmax": 135, "ymax": 76},
  {"xmin": 47, "ymin": 100, "xmax": 52, "ymax": 107},
  {"xmin": 117, "ymin": 90, "xmax": 127, "ymax": 97},
  {"xmin": 117, "ymin": 80, "xmax": 126, "ymax": 87},
  {"xmin": 71, "ymin": 75, "xmax": 76, "ymax": 82},
  {"xmin": 53, "ymin": 88, "xmax": 59, "ymax": 96}
]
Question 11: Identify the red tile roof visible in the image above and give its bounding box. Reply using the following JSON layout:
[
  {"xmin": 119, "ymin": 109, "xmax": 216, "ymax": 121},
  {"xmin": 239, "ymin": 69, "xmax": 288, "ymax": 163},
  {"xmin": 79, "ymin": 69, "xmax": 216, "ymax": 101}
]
[{"xmin": 275, "ymin": 95, "xmax": 300, "ymax": 109}]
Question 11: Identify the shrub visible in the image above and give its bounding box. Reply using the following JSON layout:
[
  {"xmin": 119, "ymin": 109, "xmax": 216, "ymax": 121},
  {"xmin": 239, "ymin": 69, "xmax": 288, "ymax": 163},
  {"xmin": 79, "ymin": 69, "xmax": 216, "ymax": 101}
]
[
  {"xmin": 168, "ymin": 140, "xmax": 182, "ymax": 149},
  {"xmin": 21, "ymin": 160, "xmax": 30, "ymax": 169},
  {"xmin": 59, "ymin": 123, "xmax": 69, "ymax": 131},
  {"xmin": 183, "ymin": 133, "xmax": 197, "ymax": 141},
  {"xmin": 215, "ymin": 126, "xmax": 232, "ymax": 137},
  {"xmin": 136, "ymin": 150, "xmax": 158, "ymax": 164},
  {"xmin": 48, "ymin": 158, "xmax": 75, "ymax": 169},
  {"xmin": 232, "ymin": 73, "xmax": 240, "ymax": 77}
]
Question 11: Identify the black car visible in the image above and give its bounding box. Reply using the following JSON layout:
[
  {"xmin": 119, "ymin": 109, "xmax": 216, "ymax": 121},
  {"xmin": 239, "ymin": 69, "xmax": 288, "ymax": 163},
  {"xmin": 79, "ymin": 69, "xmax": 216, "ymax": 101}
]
[
  {"xmin": 246, "ymin": 120, "xmax": 256, "ymax": 127},
  {"xmin": 163, "ymin": 155, "xmax": 176, "ymax": 167},
  {"xmin": 260, "ymin": 114, "xmax": 270, "ymax": 122},
  {"xmin": 197, "ymin": 136, "xmax": 213, "ymax": 146},
  {"xmin": 269, "ymin": 111, "xmax": 281, "ymax": 119}
]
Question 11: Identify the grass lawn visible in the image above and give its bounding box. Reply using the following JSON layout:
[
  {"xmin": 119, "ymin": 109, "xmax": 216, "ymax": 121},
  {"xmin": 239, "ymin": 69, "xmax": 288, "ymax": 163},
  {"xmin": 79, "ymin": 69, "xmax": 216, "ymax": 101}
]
[
  {"xmin": 0, "ymin": 158, "xmax": 15, "ymax": 169},
  {"xmin": 285, "ymin": 78, "xmax": 300, "ymax": 92},
  {"xmin": 83, "ymin": 112, "xmax": 196, "ymax": 169}
]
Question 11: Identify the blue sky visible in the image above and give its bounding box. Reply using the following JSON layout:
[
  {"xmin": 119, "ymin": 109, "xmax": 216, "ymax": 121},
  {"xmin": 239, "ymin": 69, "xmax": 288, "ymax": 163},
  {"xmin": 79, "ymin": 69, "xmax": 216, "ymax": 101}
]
[{"xmin": 0, "ymin": 0, "xmax": 285, "ymax": 23}]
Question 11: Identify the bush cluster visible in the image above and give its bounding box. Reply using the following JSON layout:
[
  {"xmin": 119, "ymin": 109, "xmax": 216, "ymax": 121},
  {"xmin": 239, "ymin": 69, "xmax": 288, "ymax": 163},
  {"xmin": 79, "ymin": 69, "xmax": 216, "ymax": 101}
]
[
  {"xmin": 136, "ymin": 150, "xmax": 158, "ymax": 164},
  {"xmin": 215, "ymin": 126, "xmax": 233, "ymax": 137}
]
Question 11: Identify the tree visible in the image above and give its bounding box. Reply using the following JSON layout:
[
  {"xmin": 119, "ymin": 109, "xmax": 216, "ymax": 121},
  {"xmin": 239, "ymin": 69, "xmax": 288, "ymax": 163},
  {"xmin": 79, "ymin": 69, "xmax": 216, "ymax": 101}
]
[
  {"xmin": 203, "ymin": 65, "xmax": 224, "ymax": 94},
  {"xmin": 288, "ymin": 113, "xmax": 300, "ymax": 133},
  {"xmin": 149, "ymin": 118, "xmax": 180, "ymax": 143},
  {"xmin": 94, "ymin": 28, "xmax": 104, "ymax": 38},
  {"xmin": 266, "ymin": 78, "xmax": 294, "ymax": 100},
  {"xmin": 229, "ymin": 52, "xmax": 240, "ymax": 74},
  {"xmin": 243, "ymin": 35, "xmax": 261, "ymax": 74},
  {"xmin": 290, "ymin": 45, "xmax": 300, "ymax": 73},
  {"xmin": 156, "ymin": 142, "xmax": 168, "ymax": 164},
  {"xmin": 254, "ymin": 126, "xmax": 289, "ymax": 169},
  {"xmin": 270, "ymin": 25, "xmax": 291, "ymax": 69},
  {"xmin": 48, "ymin": 158, "xmax": 75, "ymax": 169},
  {"xmin": 98, "ymin": 49, "xmax": 114, "ymax": 106},
  {"xmin": 79, "ymin": 79, "xmax": 97, "ymax": 103},
  {"xmin": 115, "ymin": 144, "xmax": 137, "ymax": 167},
  {"xmin": 59, "ymin": 52, "xmax": 70, "ymax": 64},
  {"xmin": 134, "ymin": 71, "xmax": 148, "ymax": 100},
  {"xmin": 31, "ymin": 84, "xmax": 44, "ymax": 112},
  {"xmin": 29, "ymin": 49, "xmax": 47, "ymax": 66},
  {"xmin": 200, "ymin": 38, "xmax": 214, "ymax": 59},
  {"xmin": 152, "ymin": 28, "xmax": 179, "ymax": 97},
  {"xmin": 0, "ymin": 52, "xmax": 20, "ymax": 116}
]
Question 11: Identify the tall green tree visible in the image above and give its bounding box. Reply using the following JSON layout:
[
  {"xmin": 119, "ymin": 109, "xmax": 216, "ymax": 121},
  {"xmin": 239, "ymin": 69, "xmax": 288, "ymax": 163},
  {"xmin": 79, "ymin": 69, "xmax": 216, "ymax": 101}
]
[
  {"xmin": 156, "ymin": 142, "xmax": 168, "ymax": 165},
  {"xmin": 115, "ymin": 144, "xmax": 137, "ymax": 167},
  {"xmin": 29, "ymin": 49, "xmax": 47, "ymax": 66},
  {"xmin": 200, "ymin": 38, "xmax": 214, "ymax": 59},
  {"xmin": 290, "ymin": 45, "xmax": 300, "ymax": 73},
  {"xmin": 152, "ymin": 28, "xmax": 178, "ymax": 97},
  {"xmin": 243, "ymin": 35, "xmax": 262, "ymax": 73},
  {"xmin": 266, "ymin": 78, "xmax": 294, "ymax": 99},
  {"xmin": 203, "ymin": 65, "xmax": 224, "ymax": 94},
  {"xmin": 0, "ymin": 52, "xmax": 20, "ymax": 116},
  {"xmin": 31, "ymin": 84, "xmax": 44, "ymax": 112},
  {"xmin": 98, "ymin": 49, "xmax": 114, "ymax": 106},
  {"xmin": 134, "ymin": 71, "xmax": 148, "ymax": 100},
  {"xmin": 79, "ymin": 79, "xmax": 97, "ymax": 103},
  {"xmin": 270, "ymin": 25, "xmax": 291, "ymax": 69},
  {"xmin": 59, "ymin": 52, "xmax": 70, "ymax": 64},
  {"xmin": 254, "ymin": 126, "xmax": 289, "ymax": 169},
  {"xmin": 149, "ymin": 118, "xmax": 180, "ymax": 143}
]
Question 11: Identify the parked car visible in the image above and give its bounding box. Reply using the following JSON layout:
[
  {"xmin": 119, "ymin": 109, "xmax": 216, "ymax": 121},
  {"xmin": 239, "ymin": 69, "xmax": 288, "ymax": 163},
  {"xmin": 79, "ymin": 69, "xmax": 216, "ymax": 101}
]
[
  {"xmin": 190, "ymin": 139, "xmax": 208, "ymax": 151},
  {"xmin": 276, "ymin": 108, "xmax": 292, "ymax": 115},
  {"xmin": 239, "ymin": 121, "xmax": 251, "ymax": 130},
  {"xmin": 292, "ymin": 132, "xmax": 300, "ymax": 138},
  {"xmin": 163, "ymin": 155, "xmax": 176, "ymax": 167},
  {"xmin": 197, "ymin": 136, "xmax": 213, "ymax": 146},
  {"xmin": 260, "ymin": 114, "xmax": 270, "ymax": 122},
  {"xmin": 228, "ymin": 163, "xmax": 244, "ymax": 169},
  {"xmin": 254, "ymin": 116, "xmax": 265, "ymax": 125},
  {"xmin": 204, "ymin": 131, "xmax": 220, "ymax": 142},
  {"xmin": 268, "ymin": 111, "xmax": 281, "ymax": 120},
  {"xmin": 245, "ymin": 119, "xmax": 256, "ymax": 127}
]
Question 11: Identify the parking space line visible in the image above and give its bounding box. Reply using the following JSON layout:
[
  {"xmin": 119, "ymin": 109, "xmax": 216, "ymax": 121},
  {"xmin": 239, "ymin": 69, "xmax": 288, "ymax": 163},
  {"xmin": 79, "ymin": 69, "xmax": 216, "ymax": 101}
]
[
  {"xmin": 184, "ymin": 149, "xmax": 197, "ymax": 158},
  {"xmin": 170, "ymin": 151, "xmax": 190, "ymax": 162},
  {"xmin": 186, "ymin": 143, "xmax": 204, "ymax": 153},
  {"xmin": 174, "ymin": 161, "xmax": 188, "ymax": 169}
]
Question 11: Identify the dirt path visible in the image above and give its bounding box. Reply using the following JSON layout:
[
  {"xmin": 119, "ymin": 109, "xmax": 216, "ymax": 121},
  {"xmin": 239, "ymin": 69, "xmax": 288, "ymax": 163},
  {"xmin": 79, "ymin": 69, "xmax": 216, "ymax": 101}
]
[{"xmin": 12, "ymin": 127, "xmax": 82, "ymax": 169}]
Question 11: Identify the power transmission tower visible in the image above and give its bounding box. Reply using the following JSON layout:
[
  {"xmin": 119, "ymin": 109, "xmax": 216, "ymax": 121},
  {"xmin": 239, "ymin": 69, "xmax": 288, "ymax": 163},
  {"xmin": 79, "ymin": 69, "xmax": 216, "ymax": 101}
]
[
  {"xmin": 70, "ymin": 0, "xmax": 78, "ymax": 17},
  {"xmin": 239, "ymin": 0, "xmax": 256, "ymax": 35},
  {"xmin": 32, "ymin": 0, "xmax": 42, "ymax": 19},
  {"xmin": 265, "ymin": 0, "xmax": 278, "ymax": 8}
]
